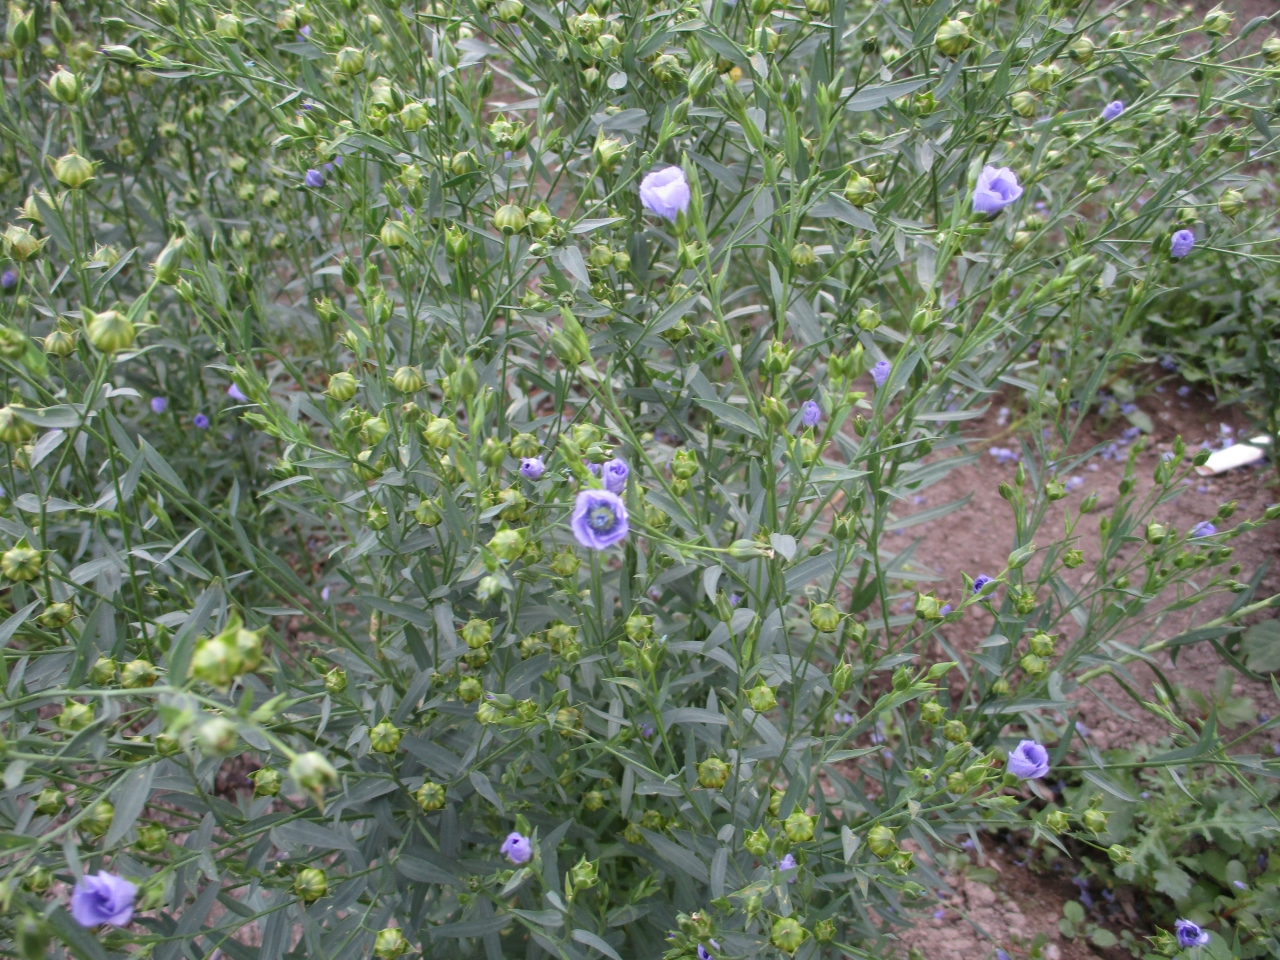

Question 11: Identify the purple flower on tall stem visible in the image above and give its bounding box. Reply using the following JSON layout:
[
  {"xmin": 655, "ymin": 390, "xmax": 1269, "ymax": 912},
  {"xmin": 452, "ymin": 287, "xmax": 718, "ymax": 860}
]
[
  {"xmin": 193, "ymin": 413, "xmax": 210, "ymax": 429},
  {"xmin": 696, "ymin": 940, "xmax": 721, "ymax": 960},
  {"xmin": 1170, "ymin": 229, "xmax": 1195, "ymax": 259},
  {"xmin": 800, "ymin": 400, "xmax": 822, "ymax": 428},
  {"xmin": 1101, "ymin": 100, "xmax": 1124, "ymax": 121},
  {"xmin": 972, "ymin": 574, "xmax": 992, "ymax": 594},
  {"xmin": 71, "ymin": 872, "xmax": 137, "ymax": 927},
  {"xmin": 971, "ymin": 165, "xmax": 1023, "ymax": 215},
  {"xmin": 1006, "ymin": 739, "xmax": 1050, "ymax": 780},
  {"xmin": 0, "ymin": 269, "xmax": 17, "ymax": 291},
  {"xmin": 1191, "ymin": 521, "xmax": 1216, "ymax": 538},
  {"xmin": 520, "ymin": 456, "xmax": 545, "ymax": 480},
  {"xmin": 150, "ymin": 397, "xmax": 168, "ymax": 414},
  {"xmin": 871, "ymin": 360, "xmax": 892, "ymax": 388},
  {"xmin": 589, "ymin": 458, "xmax": 629, "ymax": 494},
  {"xmin": 227, "ymin": 383, "xmax": 248, "ymax": 402},
  {"xmin": 639, "ymin": 167, "xmax": 691, "ymax": 221},
  {"xmin": 571, "ymin": 489, "xmax": 628, "ymax": 549},
  {"xmin": 500, "ymin": 831, "xmax": 533, "ymax": 865},
  {"xmin": 304, "ymin": 168, "xmax": 325, "ymax": 188}
]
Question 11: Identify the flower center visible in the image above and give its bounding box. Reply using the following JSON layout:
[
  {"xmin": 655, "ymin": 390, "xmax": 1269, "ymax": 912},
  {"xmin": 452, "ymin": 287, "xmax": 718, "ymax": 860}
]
[{"xmin": 589, "ymin": 504, "xmax": 616, "ymax": 530}]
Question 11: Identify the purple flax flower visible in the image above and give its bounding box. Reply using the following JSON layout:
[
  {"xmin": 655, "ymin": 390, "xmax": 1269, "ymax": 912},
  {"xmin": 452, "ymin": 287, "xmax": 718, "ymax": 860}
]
[
  {"xmin": 520, "ymin": 456, "xmax": 545, "ymax": 480},
  {"xmin": 696, "ymin": 940, "xmax": 721, "ymax": 960},
  {"xmin": 298, "ymin": 24, "xmax": 310, "ymax": 36},
  {"xmin": 640, "ymin": 722, "xmax": 655, "ymax": 738},
  {"xmin": 1175, "ymin": 920, "xmax": 1210, "ymax": 949},
  {"xmin": 1006, "ymin": 739, "xmax": 1050, "ymax": 780},
  {"xmin": 1191, "ymin": 521, "xmax": 1216, "ymax": 538},
  {"xmin": 150, "ymin": 397, "xmax": 168, "ymax": 414},
  {"xmin": 71, "ymin": 872, "xmax": 137, "ymax": 927},
  {"xmin": 972, "ymin": 574, "xmax": 992, "ymax": 594},
  {"xmin": 227, "ymin": 383, "xmax": 248, "ymax": 402},
  {"xmin": 193, "ymin": 413, "xmax": 210, "ymax": 429},
  {"xmin": 1170, "ymin": 229, "xmax": 1195, "ymax": 259},
  {"xmin": 871, "ymin": 360, "xmax": 891, "ymax": 388},
  {"xmin": 800, "ymin": 400, "xmax": 822, "ymax": 428},
  {"xmin": 639, "ymin": 166, "xmax": 690, "ymax": 221},
  {"xmin": 500, "ymin": 831, "xmax": 533, "ymax": 865},
  {"xmin": 778, "ymin": 854, "xmax": 797, "ymax": 882},
  {"xmin": 0, "ymin": 269, "xmax": 17, "ymax": 291},
  {"xmin": 1101, "ymin": 100, "xmax": 1124, "ymax": 122},
  {"xmin": 589, "ymin": 458, "xmax": 629, "ymax": 494},
  {"xmin": 971, "ymin": 165, "xmax": 1023, "ymax": 215},
  {"xmin": 304, "ymin": 168, "xmax": 325, "ymax": 188},
  {"xmin": 570, "ymin": 488, "xmax": 629, "ymax": 550}
]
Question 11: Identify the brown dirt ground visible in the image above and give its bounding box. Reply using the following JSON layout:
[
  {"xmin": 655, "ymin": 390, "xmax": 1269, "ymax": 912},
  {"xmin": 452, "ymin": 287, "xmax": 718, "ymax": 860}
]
[{"xmin": 877, "ymin": 369, "xmax": 1280, "ymax": 958}]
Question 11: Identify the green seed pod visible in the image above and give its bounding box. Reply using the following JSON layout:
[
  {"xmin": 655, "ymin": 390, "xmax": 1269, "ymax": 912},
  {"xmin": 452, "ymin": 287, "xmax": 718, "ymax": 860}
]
[
  {"xmin": 16, "ymin": 916, "xmax": 52, "ymax": 960},
  {"xmin": 943, "ymin": 719, "xmax": 967, "ymax": 742},
  {"xmin": 82, "ymin": 799, "xmax": 114, "ymax": 837},
  {"xmin": 324, "ymin": 667, "xmax": 348, "ymax": 694},
  {"xmin": 488, "ymin": 527, "xmax": 525, "ymax": 561},
  {"xmin": 416, "ymin": 780, "xmax": 446, "ymax": 810},
  {"xmin": 1218, "ymin": 189, "xmax": 1245, "ymax": 218},
  {"xmin": 4, "ymin": 224, "xmax": 43, "ymax": 261},
  {"xmin": 325, "ymin": 371, "xmax": 359, "ymax": 402},
  {"xmin": 744, "ymin": 826, "xmax": 770, "ymax": 856},
  {"xmin": 290, "ymin": 751, "xmax": 338, "ymax": 803},
  {"xmin": 920, "ymin": 700, "xmax": 943, "ymax": 724},
  {"xmin": 215, "ymin": 13, "xmax": 244, "ymax": 39},
  {"xmin": 1028, "ymin": 632, "xmax": 1055, "ymax": 656},
  {"xmin": 747, "ymin": 679, "xmax": 776, "ymax": 712},
  {"xmin": 120, "ymin": 658, "xmax": 159, "ymax": 688},
  {"xmin": 1067, "ymin": 35, "xmax": 1094, "ymax": 63},
  {"xmin": 189, "ymin": 635, "xmax": 242, "ymax": 689},
  {"xmin": 783, "ymin": 809, "xmax": 814, "ymax": 842},
  {"xmin": 809, "ymin": 602, "xmax": 840, "ymax": 633},
  {"xmin": 252, "ymin": 767, "xmax": 283, "ymax": 797},
  {"xmin": 380, "ymin": 220, "xmax": 412, "ymax": 249},
  {"xmin": 334, "ymin": 46, "xmax": 365, "ymax": 74},
  {"xmin": 1082, "ymin": 807, "xmax": 1108, "ymax": 834},
  {"xmin": 492, "ymin": 203, "xmax": 527, "ymax": 236},
  {"xmin": 53, "ymin": 151, "xmax": 94, "ymax": 189},
  {"xmin": 1043, "ymin": 809, "xmax": 1070, "ymax": 833},
  {"xmin": 374, "ymin": 928, "xmax": 408, "ymax": 960},
  {"xmin": 294, "ymin": 867, "xmax": 328, "ymax": 902},
  {"xmin": 413, "ymin": 499, "xmax": 442, "ymax": 527},
  {"xmin": 1020, "ymin": 653, "xmax": 1047, "ymax": 677},
  {"xmin": 35, "ymin": 788, "xmax": 64, "ymax": 816},
  {"xmin": 697, "ymin": 757, "xmax": 729, "ymax": 789},
  {"xmin": 1011, "ymin": 90, "xmax": 1037, "ymax": 117},
  {"xmin": 197, "ymin": 717, "xmax": 239, "ymax": 754},
  {"xmin": 85, "ymin": 308, "xmax": 135, "ymax": 353},
  {"xmin": 369, "ymin": 719, "xmax": 402, "ymax": 754},
  {"xmin": 934, "ymin": 18, "xmax": 971, "ymax": 57},
  {"xmin": 458, "ymin": 677, "xmax": 483, "ymax": 702},
  {"xmin": 422, "ymin": 415, "xmax": 460, "ymax": 449},
  {"xmin": 867, "ymin": 824, "xmax": 897, "ymax": 859},
  {"xmin": 789, "ymin": 242, "xmax": 815, "ymax": 267},
  {"xmin": 23, "ymin": 866, "xmax": 53, "ymax": 892},
  {"xmin": 43, "ymin": 328, "xmax": 77, "ymax": 357},
  {"xmin": 391, "ymin": 365, "xmax": 424, "ymax": 394},
  {"xmin": 135, "ymin": 822, "xmax": 168, "ymax": 853},
  {"xmin": 2, "ymin": 542, "xmax": 42, "ymax": 580},
  {"xmin": 1028, "ymin": 63, "xmax": 1060, "ymax": 92},
  {"xmin": 770, "ymin": 917, "xmax": 808, "ymax": 954},
  {"xmin": 399, "ymin": 101, "xmax": 429, "ymax": 130},
  {"xmin": 1201, "ymin": 5, "xmax": 1232, "ymax": 36},
  {"xmin": 844, "ymin": 174, "xmax": 877, "ymax": 207},
  {"xmin": 1263, "ymin": 37, "xmax": 1280, "ymax": 64}
]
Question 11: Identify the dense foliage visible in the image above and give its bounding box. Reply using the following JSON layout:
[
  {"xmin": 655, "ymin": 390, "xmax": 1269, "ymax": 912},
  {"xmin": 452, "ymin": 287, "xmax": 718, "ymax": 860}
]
[{"xmin": 1, "ymin": 0, "xmax": 1279, "ymax": 957}]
